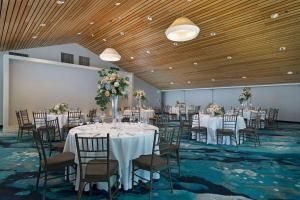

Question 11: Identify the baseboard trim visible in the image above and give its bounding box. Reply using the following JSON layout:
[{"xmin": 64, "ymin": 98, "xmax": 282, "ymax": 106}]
[{"xmin": 276, "ymin": 120, "xmax": 300, "ymax": 124}]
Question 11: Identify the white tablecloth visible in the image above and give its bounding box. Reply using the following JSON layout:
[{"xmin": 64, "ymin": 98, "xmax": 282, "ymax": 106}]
[
  {"xmin": 64, "ymin": 123, "xmax": 158, "ymax": 191},
  {"xmin": 227, "ymin": 110, "xmax": 266, "ymax": 120},
  {"xmin": 123, "ymin": 109, "xmax": 155, "ymax": 120},
  {"xmin": 47, "ymin": 114, "xmax": 68, "ymax": 128},
  {"xmin": 192, "ymin": 114, "xmax": 246, "ymax": 145}
]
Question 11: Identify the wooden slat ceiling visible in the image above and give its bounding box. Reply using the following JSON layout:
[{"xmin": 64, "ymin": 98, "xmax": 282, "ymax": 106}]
[{"xmin": 1, "ymin": 0, "xmax": 300, "ymax": 89}]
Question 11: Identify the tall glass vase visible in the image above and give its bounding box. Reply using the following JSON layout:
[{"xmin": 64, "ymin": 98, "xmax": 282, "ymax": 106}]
[
  {"xmin": 111, "ymin": 95, "xmax": 119, "ymax": 121},
  {"xmin": 138, "ymin": 99, "xmax": 142, "ymax": 110}
]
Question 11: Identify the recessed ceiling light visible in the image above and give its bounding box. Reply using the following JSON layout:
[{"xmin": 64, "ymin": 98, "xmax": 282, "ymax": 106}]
[
  {"xmin": 115, "ymin": 2, "xmax": 121, "ymax": 6},
  {"xmin": 287, "ymin": 71, "xmax": 293, "ymax": 75},
  {"xmin": 279, "ymin": 46, "xmax": 286, "ymax": 51},
  {"xmin": 56, "ymin": 0, "xmax": 65, "ymax": 5},
  {"xmin": 227, "ymin": 56, "xmax": 232, "ymax": 60},
  {"xmin": 193, "ymin": 62, "xmax": 198, "ymax": 65},
  {"xmin": 146, "ymin": 50, "xmax": 151, "ymax": 54},
  {"xmin": 271, "ymin": 13, "xmax": 279, "ymax": 19},
  {"xmin": 242, "ymin": 76, "xmax": 247, "ymax": 79},
  {"xmin": 187, "ymin": 81, "xmax": 191, "ymax": 84},
  {"xmin": 168, "ymin": 66, "xmax": 173, "ymax": 70},
  {"xmin": 103, "ymin": 38, "xmax": 107, "ymax": 42},
  {"xmin": 173, "ymin": 42, "xmax": 178, "ymax": 46},
  {"xmin": 77, "ymin": 32, "xmax": 82, "ymax": 35},
  {"xmin": 39, "ymin": 23, "xmax": 46, "ymax": 27},
  {"xmin": 130, "ymin": 56, "xmax": 134, "ymax": 59},
  {"xmin": 210, "ymin": 32, "xmax": 216, "ymax": 36},
  {"xmin": 170, "ymin": 81, "xmax": 174, "ymax": 85},
  {"xmin": 147, "ymin": 16, "xmax": 153, "ymax": 21},
  {"xmin": 89, "ymin": 21, "xmax": 95, "ymax": 25},
  {"xmin": 151, "ymin": 70, "xmax": 154, "ymax": 73},
  {"xmin": 32, "ymin": 35, "xmax": 38, "ymax": 39},
  {"xmin": 211, "ymin": 78, "xmax": 215, "ymax": 82}
]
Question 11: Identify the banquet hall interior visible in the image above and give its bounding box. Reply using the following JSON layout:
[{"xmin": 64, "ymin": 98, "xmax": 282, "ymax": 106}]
[{"xmin": 0, "ymin": 0, "xmax": 300, "ymax": 200}]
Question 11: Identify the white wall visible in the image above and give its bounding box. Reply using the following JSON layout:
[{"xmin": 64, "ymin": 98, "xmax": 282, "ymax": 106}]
[
  {"xmin": 8, "ymin": 59, "xmax": 100, "ymax": 126},
  {"xmin": 1, "ymin": 43, "xmax": 160, "ymax": 126},
  {"xmin": 133, "ymin": 76, "xmax": 161, "ymax": 108},
  {"xmin": 162, "ymin": 84, "xmax": 300, "ymax": 122}
]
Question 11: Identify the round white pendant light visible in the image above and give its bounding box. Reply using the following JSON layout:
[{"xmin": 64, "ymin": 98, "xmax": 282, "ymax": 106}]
[
  {"xmin": 165, "ymin": 17, "xmax": 200, "ymax": 42},
  {"xmin": 99, "ymin": 48, "xmax": 121, "ymax": 61}
]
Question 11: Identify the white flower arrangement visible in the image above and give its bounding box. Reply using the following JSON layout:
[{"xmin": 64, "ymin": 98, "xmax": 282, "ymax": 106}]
[
  {"xmin": 95, "ymin": 69, "xmax": 129, "ymax": 111},
  {"xmin": 133, "ymin": 89, "xmax": 146, "ymax": 101},
  {"xmin": 239, "ymin": 87, "xmax": 252, "ymax": 104},
  {"xmin": 49, "ymin": 103, "xmax": 68, "ymax": 114},
  {"xmin": 206, "ymin": 103, "xmax": 225, "ymax": 116}
]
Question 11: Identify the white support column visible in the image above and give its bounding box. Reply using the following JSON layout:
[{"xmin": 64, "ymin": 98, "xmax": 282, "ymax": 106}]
[{"xmin": 3, "ymin": 54, "xmax": 10, "ymax": 132}]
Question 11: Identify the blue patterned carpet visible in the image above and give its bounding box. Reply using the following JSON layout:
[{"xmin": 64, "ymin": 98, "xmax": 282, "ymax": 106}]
[{"xmin": 0, "ymin": 122, "xmax": 299, "ymax": 200}]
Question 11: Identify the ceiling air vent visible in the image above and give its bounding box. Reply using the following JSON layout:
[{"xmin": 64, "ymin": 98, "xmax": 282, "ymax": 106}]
[
  {"xmin": 61, "ymin": 52, "xmax": 74, "ymax": 64},
  {"xmin": 79, "ymin": 56, "xmax": 90, "ymax": 66}
]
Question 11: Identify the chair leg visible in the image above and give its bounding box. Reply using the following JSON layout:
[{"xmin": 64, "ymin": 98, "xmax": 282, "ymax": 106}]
[
  {"xmin": 66, "ymin": 166, "xmax": 70, "ymax": 182},
  {"xmin": 176, "ymin": 149, "xmax": 180, "ymax": 176},
  {"xmin": 131, "ymin": 164, "xmax": 135, "ymax": 190},
  {"xmin": 167, "ymin": 156, "xmax": 173, "ymax": 194},
  {"xmin": 36, "ymin": 165, "xmax": 41, "ymax": 190},
  {"xmin": 108, "ymin": 179, "xmax": 112, "ymax": 200},
  {"xmin": 43, "ymin": 170, "xmax": 48, "ymax": 200},
  {"xmin": 149, "ymin": 171, "xmax": 153, "ymax": 200},
  {"xmin": 77, "ymin": 181, "xmax": 84, "ymax": 200}
]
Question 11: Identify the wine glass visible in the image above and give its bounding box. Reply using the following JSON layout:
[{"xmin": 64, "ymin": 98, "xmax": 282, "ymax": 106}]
[{"xmin": 100, "ymin": 112, "xmax": 106, "ymax": 125}]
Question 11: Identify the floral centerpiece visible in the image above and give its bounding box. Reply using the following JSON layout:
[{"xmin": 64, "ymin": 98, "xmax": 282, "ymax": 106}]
[
  {"xmin": 133, "ymin": 89, "xmax": 146, "ymax": 101},
  {"xmin": 49, "ymin": 103, "xmax": 68, "ymax": 114},
  {"xmin": 238, "ymin": 87, "xmax": 252, "ymax": 104},
  {"xmin": 206, "ymin": 103, "xmax": 225, "ymax": 116},
  {"xmin": 95, "ymin": 69, "xmax": 129, "ymax": 114}
]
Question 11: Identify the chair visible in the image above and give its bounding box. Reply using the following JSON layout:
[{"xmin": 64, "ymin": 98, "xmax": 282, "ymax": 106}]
[
  {"xmin": 239, "ymin": 112, "xmax": 261, "ymax": 146},
  {"xmin": 157, "ymin": 113, "xmax": 169, "ymax": 128},
  {"xmin": 46, "ymin": 118, "xmax": 65, "ymax": 155},
  {"xmin": 258, "ymin": 109, "xmax": 267, "ymax": 128},
  {"xmin": 33, "ymin": 111, "xmax": 47, "ymax": 131},
  {"xmin": 233, "ymin": 108, "xmax": 240, "ymax": 115},
  {"xmin": 183, "ymin": 111, "xmax": 195, "ymax": 139},
  {"xmin": 63, "ymin": 110, "xmax": 82, "ymax": 135},
  {"xmin": 160, "ymin": 126, "xmax": 182, "ymax": 175},
  {"xmin": 191, "ymin": 113, "xmax": 207, "ymax": 143},
  {"xmin": 132, "ymin": 130, "xmax": 173, "ymax": 200},
  {"xmin": 121, "ymin": 114, "xmax": 130, "ymax": 122},
  {"xmin": 216, "ymin": 114, "xmax": 238, "ymax": 145},
  {"xmin": 132, "ymin": 111, "xmax": 140, "ymax": 122},
  {"xmin": 266, "ymin": 108, "xmax": 277, "ymax": 128},
  {"xmin": 87, "ymin": 109, "xmax": 97, "ymax": 124},
  {"xmin": 194, "ymin": 105, "xmax": 201, "ymax": 113},
  {"xmin": 20, "ymin": 109, "xmax": 32, "ymax": 126},
  {"xmin": 16, "ymin": 111, "xmax": 34, "ymax": 140},
  {"xmin": 75, "ymin": 134, "xmax": 119, "ymax": 200},
  {"xmin": 33, "ymin": 130, "xmax": 76, "ymax": 200}
]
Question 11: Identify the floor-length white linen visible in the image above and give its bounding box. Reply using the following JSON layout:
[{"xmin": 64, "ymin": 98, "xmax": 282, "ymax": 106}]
[
  {"xmin": 63, "ymin": 122, "xmax": 158, "ymax": 191},
  {"xmin": 192, "ymin": 114, "xmax": 246, "ymax": 145}
]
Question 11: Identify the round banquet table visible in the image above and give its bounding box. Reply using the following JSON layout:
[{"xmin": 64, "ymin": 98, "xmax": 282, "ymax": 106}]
[
  {"xmin": 64, "ymin": 122, "xmax": 159, "ymax": 191},
  {"xmin": 192, "ymin": 114, "xmax": 246, "ymax": 145},
  {"xmin": 123, "ymin": 109, "xmax": 155, "ymax": 119}
]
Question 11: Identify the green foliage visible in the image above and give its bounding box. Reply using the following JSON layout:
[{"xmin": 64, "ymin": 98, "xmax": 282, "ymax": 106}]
[{"xmin": 95, "ymin": 69, "xmax": 129, "ymax": 111}]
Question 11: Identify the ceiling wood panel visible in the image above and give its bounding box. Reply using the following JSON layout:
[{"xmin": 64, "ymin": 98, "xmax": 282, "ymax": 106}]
[{"xmin": 0, "ymin": 0, "xmax": 299, "ymax": 89}]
